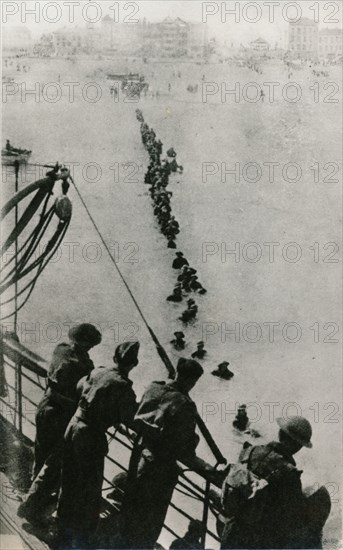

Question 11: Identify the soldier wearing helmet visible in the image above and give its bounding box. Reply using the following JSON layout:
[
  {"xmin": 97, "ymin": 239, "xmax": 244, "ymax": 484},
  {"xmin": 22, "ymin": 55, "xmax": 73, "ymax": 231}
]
[
  {"xmin": 120, "ymin": 357, "xmax": 204, "ymax": 549},
  {"xmin": 276, "ymin": 415, "xmax": 313, "ymax": 450},
  {"xmin": 172, "ymin": 251, "xmax": 189, "ymax": 270},
  {"xmin": 18, "ymin": 323, "xmax": 101, "ymax": 526},
  {"xmin": 56, "ymin": 341, "xmax": 140, "ymax": 548},
  {"xmin": 220, "ymin": 416, "xmax": 314, "ymax": 549}
]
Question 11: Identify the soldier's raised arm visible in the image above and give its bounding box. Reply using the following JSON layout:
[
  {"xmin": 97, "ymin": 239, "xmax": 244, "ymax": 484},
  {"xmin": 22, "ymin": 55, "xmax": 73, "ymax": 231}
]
[
  {"xmin": 172, "ymin": 400, "xmax": 200, "ymax": 462},
  {"xmin": 111, "ymin": 341, "xmax": 140, "ymax": 429},
  {"xmin": 118, "ymin": 385, "xmax": 139, "ymax": 428}
]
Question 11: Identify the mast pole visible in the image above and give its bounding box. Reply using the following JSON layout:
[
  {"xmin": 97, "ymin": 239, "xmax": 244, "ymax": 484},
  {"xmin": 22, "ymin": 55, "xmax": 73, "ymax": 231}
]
[
  {"xmin": 14, "ymin": 160, "xmax": 19, "ymax": 334},
  {"xmin": 13, "ymin": 160, "xmax": 20, "ymax": 431}
]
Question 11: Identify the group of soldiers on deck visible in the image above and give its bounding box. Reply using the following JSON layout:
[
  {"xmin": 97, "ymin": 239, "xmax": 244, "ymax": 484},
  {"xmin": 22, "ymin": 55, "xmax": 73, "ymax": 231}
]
[
  {"xmin": 17, "ymin": 323, "xmax": 331, "ymax": 550},
  {"xmin": 18, "ymin": 325, "xmax": 208, "ymax": 548}
]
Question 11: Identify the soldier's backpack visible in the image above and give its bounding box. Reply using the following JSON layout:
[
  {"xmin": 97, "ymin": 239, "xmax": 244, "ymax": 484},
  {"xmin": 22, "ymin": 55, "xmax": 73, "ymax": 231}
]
[{"xmin": 220, "ymin": 442, "xmax": 270, "ymax": 526}]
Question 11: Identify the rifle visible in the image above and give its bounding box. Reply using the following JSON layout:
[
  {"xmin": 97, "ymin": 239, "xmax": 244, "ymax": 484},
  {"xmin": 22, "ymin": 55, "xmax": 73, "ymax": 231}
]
[
  {"xmin": 147, "ymin": 324, "xmax": 226, "ymax": 465},
  {"xmin": 147, "ymin": 324, "xmax": 176, "ymax": 379}
]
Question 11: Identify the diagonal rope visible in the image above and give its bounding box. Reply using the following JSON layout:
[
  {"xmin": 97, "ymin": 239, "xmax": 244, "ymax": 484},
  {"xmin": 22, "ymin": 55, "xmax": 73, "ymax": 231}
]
[
  {"xmin": 70, "ymin": 176, "xmax": 148, "ymax": 325},
  {"xmin": 70, "ymin": 175, "xmax": 226, "ymax": 464},
  {"xmin": 69, "ymin": 175, "xmax": 173, "ymax": 370}
]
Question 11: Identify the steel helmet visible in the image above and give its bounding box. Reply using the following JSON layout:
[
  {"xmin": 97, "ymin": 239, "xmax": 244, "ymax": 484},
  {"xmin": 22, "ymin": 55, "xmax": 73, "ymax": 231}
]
[
  {"xmin": 69, "ymin": 324, "xmax": 102, "ymax": 346},
  {"xmin": 114, "ymin": 341, "xmax": 140, "ymax": 367},
  {"xmin": 177, "ymin": 357, "xmax": 204, "ymax": 379},
  {"xmin": 277, "ymin": 416, "xmax": 313, "ymax": 448}
]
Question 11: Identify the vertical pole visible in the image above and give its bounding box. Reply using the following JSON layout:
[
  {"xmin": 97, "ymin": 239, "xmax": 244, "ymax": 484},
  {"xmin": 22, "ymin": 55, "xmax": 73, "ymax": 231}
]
[
  {"xmin": 200, "ymin": 479, "xmax": 211, "ymax": 548},
  {"xmin": 14, "ymin": 160, "xmax": 19, "ymax": 333},
  {"xmin": 14, "ymin": 160, "xmax": 20, "ymax": 430},
  {"xmin": 17, "ymin": 363, "xmax": 22, "ymax": 434}
]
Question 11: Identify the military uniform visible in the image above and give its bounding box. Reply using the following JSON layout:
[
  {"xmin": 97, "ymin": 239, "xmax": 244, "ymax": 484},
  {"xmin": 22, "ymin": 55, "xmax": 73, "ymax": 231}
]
[
  {"xmin": 121, "ymin": 380, "xmax": 200, "ymax": 549},
  {"xmin": 191, "ymin": 343, "xmax": 206, "ymax": 360},
  {"xmin": 170, "ymin": 339, "xmax": 185, "ymax": 350},
  {"xmin": 212, "ymin": 366, "xmax": 234, "ymax": 380},
  {"xmin": 57, "ymin": 365, "xmax": 138, "ymax": 545},
  {"xmin": 20, "ymin": 342, "xmax": 95, "ymax": 521},
  {"xmin": 172, "ymin": 256, "xmax": 189, "ymax": 270},
  {"xmin": 166, "ymin": 289, "xmax": 183, "ymax": 302},
  {"xmin": 34, "ymin": 342, "xmax": 94, "ymax": 475},
  {"xmin": 221, "ymin": 441, "xmax": 305, "ymax": 549}
]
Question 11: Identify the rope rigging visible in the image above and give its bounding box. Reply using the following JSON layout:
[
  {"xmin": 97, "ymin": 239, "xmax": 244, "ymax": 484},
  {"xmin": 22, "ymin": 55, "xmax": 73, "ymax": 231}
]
[
  {"xmin": 0, "ymin": 164, "xmax": 72, "ymax": 322},
  {"xmin": 0, "ymin": 206, "xmax": 55, "ymax": 288},
  {"xmin": 0, "ymin": 197, "xmax": 54, "ymax": 276},
  {"xmin": 0, "ymin": 221, "xmax": 70, "ymax": 321}
]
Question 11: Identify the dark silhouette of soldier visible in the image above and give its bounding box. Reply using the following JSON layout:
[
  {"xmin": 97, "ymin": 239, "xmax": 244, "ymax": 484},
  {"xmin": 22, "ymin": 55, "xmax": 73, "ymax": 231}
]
[
  {"xmin": 120, "ymin": 358, "xmax": 204, "ymax": 549},
  {"xmin": 18, "ymin": 324, "xmax": 101, "ymax": 525}
]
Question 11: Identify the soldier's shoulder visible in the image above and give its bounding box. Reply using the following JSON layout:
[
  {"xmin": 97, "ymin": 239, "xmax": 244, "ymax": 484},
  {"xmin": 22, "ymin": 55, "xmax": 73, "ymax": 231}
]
[
  {"xmin": 90, "ymin": 365, "xmax": 108, "ymax": 376},
  {"xmin": 95, "ymin": 366, "xmax": 125, "ymax": 381},
  {"xmin": 252, "ymin": 443, "xmax": 300, "ymax": 478},
  {"xmin": 147, "ymin": 380, "xmax": 166, "ymax": 391},
  {"xmin": 169, "ymin": 390, "xmax": 197, "ymax": 413},
  {"xmin": 51, "ymin": 342, "xmax": 74, "ymax": 359},
  {"xmin": 110, "ymin": 369, "xmax": 137, "ymax": 391},
  {"xmin": 53, "ymin": 342, "xmax": 70, "ymax": 352}
]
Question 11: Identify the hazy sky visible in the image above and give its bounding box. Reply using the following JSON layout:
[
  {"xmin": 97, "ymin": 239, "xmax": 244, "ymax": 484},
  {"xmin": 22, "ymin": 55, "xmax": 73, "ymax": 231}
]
[{"xmin": 2, "ymin": 1, "xmax": 342, "ymax": 44}]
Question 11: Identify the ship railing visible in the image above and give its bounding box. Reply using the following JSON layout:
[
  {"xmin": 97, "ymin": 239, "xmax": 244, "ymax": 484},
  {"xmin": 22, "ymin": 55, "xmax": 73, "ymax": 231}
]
[{"xmin": 0, "ymin": 335, "xmax": 222, "ymax": 549}]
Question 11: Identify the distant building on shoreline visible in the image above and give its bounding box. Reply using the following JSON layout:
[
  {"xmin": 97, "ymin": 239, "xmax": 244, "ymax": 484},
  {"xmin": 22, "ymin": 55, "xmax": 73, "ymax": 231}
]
[
  {"xmin": 51, "ymin": 25, "xmax": 102, "ymax": 56},
  {"xmin": 318, "ymin": 28, "xmax": 343, "ymax": 60},
  {"xmin": 288, "ymin": 18, "xmax": 342, "ymax": 61},
  {"xmin": 288, "ymin": 17, "xmax": 319, "ymax": 59},
  {"xmin": 101, "ymin": 16, "xmax": 207, "ymax": 60},
  {"xmin": 249, "ymin": 37, "xmax": 270, "ymax": 51},
  {"xmin": 39, "ymin": 17, "xmax": 207, "ymax": 60},
  {"xmin": 33, "ymin": 33, "xmax": 55, "ymax": 57},
  {"xmin": 101, "ymin": 15, "xmax": 140, "ymax": 55},
  {"xmin": 142, "ymin": 17, "xmax": 207, "ymax": 60}
]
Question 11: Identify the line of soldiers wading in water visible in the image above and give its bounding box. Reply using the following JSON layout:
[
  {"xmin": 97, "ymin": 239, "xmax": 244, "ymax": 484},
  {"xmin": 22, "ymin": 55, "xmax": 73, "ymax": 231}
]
[
  {"xmin": 136, "ymin": 109, "xmax": 234, "ymax": 383},
  {"xmin": 15, "ymin": 112, "xmax": 332, "ymax": 550},
  {"xmin": 137, "ymin": 109, "xmax": 205, "ymax": 325},
  {"xmin": 17, "ymin": 324, "xmax": 331, "ymax": 549}
]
